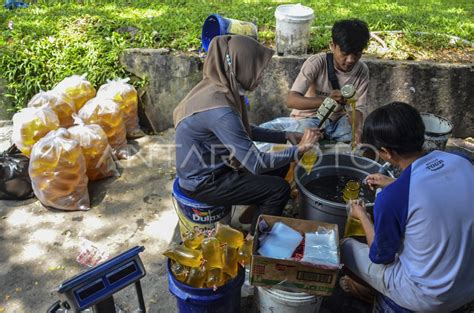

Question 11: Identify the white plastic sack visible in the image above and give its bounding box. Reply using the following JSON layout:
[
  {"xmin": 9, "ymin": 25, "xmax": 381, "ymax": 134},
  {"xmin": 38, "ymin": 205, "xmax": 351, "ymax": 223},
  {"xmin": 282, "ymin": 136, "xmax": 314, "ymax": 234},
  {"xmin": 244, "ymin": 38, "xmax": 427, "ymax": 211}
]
[
  {"xmin": 78, "ymin": 97, "xmax": 128, "ymax": 159},
  {"xmin": 68, "ymin": 116, "xmax": 119, "ymax": 181},
  {"xmin": 97, "ymin": 78, "xmax": 143, "ymax": 138},
  {"xmin": 28, "ymin": 90, "xmax": 76, "ymax": 127},
  {"xmin": 29, "ymin": 128, "xmax": 90, "ymax": 211},
  {"xmin": 12, "ymin": 107, "xmax": 60, "ymax": 157},
  {"xmin": 53, "ymin": 74, "xmax": 96, "ymax": 111}
]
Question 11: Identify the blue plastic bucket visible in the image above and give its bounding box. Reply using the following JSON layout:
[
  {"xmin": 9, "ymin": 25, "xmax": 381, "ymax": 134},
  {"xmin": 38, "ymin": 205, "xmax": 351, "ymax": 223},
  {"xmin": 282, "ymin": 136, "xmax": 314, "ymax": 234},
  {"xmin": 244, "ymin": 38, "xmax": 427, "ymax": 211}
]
[
  {"xmin": 201, "ymin": 14, "xmax": 258, "ymax": 52},
  {"xmin": 172, "ymin": 178, "xmax": 231, "ymax": 238},
  {"xmin": 167, "ymin": 259, "xmax": 245, "ymax": 313}
]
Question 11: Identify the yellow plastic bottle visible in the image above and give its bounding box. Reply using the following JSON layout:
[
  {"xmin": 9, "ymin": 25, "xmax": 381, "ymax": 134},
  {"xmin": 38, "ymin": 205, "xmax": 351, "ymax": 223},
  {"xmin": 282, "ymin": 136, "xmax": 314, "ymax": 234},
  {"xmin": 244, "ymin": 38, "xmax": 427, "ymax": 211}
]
[
  {"xmin": 27, "ymin": 90, "xmax": 76, "ymax": 128},
  {"xmin": 185, "ymin": 266, "xmax": 207, "ymax": 288},
  {"xmin": 171, "ymin": 261, "xmax": 189, "ymax": 283},
  {"xmin": 215, "ymin": 223, "xmax": 244, "ymax": 249},
  {"xmin": 222, "ymin": 246, "xmax": 239, "ymax": 278},
  {"xmin": 68, "ymin": 119, "xmax": 117, "ymax": 181},
  {"xmin": 78, "ymin": 97, "xmax": 127, "ymax": 158},
  {"xmin": 183, "ymin": 232, "xmax": 205, "ymax": 250},
  {"xmin": 96, "ymin": 79, "xmax": 142, "ymax": 138},
  {"xmin": 53, "ymin": 74, "xmax": 96, "ymax": 111},
  {"xmin": 12, "ymin": 107, "xmax": 60, "ymax": 156},
  {"xmin": 206, "ymin": 268, "xmax": 225, "ymax": 289},
  {"xmin": 163, "ymin": 246, "xmax": 203, "ymax": 268},
  {"xmin": 237, "ymin": 239, "xmax": 253, "ymax": 266},
  {"xmin": 201, "ymin": 237, "xmax": 224, "ymax": 269}
]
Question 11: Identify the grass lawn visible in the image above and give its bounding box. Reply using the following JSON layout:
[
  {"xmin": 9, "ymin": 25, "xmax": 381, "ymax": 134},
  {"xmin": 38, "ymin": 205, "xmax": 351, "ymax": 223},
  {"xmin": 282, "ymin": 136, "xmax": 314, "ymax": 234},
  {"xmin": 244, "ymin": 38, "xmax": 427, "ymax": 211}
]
[{"xmin": 1, "ymin": 0, "xmax": 473, "ymax": 109}]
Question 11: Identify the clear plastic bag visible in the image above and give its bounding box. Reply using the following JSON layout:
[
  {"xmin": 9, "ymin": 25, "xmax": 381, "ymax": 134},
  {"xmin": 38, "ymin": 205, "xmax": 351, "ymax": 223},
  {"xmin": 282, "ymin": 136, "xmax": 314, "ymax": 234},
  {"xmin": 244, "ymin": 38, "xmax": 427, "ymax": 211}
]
[
  {"xmin": 29, "ymin": 128, "xmax": 90, "ymax": 211},
  {"xmin": 78, "ymin": 97, "xmax": 128, "ymax": 159},
  {"xmin": 68, "ymin": 116, "xmax": 119, "ymax": 181},
  {"xmin": 12, "ymin": 107, "xmax": 60, "ymax": 156},
  {"xmin": 302, "ymin": 227, "xmax": 339, "ymax": 267},
  {"xmin": 96, "ymin": 78, "xmax": 143, "ymax": 138},
  {"xmin": 27, "ymin": 90, "xmax": 76, "ymax": 127},
  {"xmin": 53, "ymin": 74, "xmax": 96, "ymax": 111}
]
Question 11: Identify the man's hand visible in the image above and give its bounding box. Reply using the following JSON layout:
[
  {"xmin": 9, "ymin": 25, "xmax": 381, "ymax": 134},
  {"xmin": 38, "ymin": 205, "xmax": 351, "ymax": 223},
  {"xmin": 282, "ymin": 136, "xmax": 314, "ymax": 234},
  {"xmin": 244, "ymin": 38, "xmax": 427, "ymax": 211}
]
[
  {"xmin": 349, "ymin": 199, "xmax": 369, "ymax": 220},
  {"xmin": 365, "ymin": 173, "xmax": 395, "ymax": 190},
  {"xmin": 329, "ymin": 90, "xmax": 344, "ymax": 104},
  {"xmin": 285, "ymin": 131, "xmax": 304, "ymax": 145},
  {"xmin": 297, "ymin": 128, "xmax": 323, "ymax": 154}
]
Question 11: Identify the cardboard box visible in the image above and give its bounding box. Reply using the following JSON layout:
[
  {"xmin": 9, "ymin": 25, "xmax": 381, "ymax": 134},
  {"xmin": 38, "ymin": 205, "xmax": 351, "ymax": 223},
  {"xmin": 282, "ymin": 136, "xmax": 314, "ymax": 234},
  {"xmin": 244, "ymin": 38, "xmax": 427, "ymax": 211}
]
[{"xmin": 250, "ymin": 215, "xmax": 340, "ymax": 296}]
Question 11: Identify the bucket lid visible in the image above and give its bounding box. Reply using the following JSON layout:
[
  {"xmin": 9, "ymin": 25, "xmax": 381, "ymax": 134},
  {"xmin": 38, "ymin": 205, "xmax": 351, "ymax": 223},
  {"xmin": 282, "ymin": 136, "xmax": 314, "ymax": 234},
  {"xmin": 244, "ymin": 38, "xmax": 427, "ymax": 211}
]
[
  {"xmin": 275, "ymin": 4, "xmax": 314, "ymax": 21},
  {"xmin": 420, "ymin": 112, "xmax": 453, "ymax": 136}
]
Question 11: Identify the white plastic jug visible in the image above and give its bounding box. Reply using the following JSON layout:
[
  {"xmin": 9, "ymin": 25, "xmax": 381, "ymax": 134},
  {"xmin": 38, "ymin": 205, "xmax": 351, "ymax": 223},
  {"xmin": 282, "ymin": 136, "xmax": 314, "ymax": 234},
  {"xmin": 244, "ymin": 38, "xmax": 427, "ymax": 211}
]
[{"xmin": 275, "ymin": 4, "xmax": 314, "ymax": 55}]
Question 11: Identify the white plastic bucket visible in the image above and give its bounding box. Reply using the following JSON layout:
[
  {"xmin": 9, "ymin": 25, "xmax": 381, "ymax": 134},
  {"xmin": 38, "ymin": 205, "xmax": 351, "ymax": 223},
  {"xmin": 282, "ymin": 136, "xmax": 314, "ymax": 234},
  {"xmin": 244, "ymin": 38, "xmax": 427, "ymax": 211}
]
[
  {"xmin": 275, "ymin": 4, "xmax": 314, "ymax": 56},
  {"xmin": 255, "ymin": 286, "xmax": 322, "ymax": 313},
  {"xmin": 421, "ymin": 112, "xmax": 453, "ymax": 151}
]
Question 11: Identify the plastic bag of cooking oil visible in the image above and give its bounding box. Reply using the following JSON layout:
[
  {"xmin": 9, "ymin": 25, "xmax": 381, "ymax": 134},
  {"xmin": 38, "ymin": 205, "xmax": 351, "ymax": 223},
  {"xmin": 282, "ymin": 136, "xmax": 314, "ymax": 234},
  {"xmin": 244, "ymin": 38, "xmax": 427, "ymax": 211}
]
[
  {"xmin": 68, "ymin": 116, "xmax": 119, "ymax": 181},
  {"xmin": 215, "ymin": 223, "xmax": 244, "ymax": 249},
  {"xmin": 96, "ymin": 78, "xmax": 143, "ymax": 138},
  {"xmin": 12, "ymin": 107, "xmax": 60, "ymax": 157},
  {"xmin": 29, "ymin": 128, "xmax": 90, "ymax": 211},
  {"xmin": 27, "ymin": 90, "xmax": 76, "ymax": 127},
  {"xmin": 163, "ymin": 245, "xmax": 203, "ymax": 268},
  {"xmin": 78, "ymin": 97, "xmax": 128, "ymax": 159},
  {"xmin": 201, "ymin": 237, "xmax": 224, "ymax": 269},
  {"xmin": 53, "ymin": 74, "xmax": 96, "ymax": 111}
]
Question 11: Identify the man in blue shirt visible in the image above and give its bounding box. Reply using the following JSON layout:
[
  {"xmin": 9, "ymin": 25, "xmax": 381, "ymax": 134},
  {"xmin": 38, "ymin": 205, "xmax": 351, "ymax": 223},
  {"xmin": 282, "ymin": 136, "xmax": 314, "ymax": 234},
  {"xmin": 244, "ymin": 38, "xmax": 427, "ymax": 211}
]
[{"xmin": 341, "ymin": 102, "xmax": 474, "ymax": 312}]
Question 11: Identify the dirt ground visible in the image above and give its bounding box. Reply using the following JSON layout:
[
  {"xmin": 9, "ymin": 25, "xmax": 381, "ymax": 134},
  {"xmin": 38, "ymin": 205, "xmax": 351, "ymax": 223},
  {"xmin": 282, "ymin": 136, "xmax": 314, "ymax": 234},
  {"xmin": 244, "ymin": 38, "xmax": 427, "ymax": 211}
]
[
  {"xmin": 0, "ymin": 129, "xmax": 181, "ymax": 313},
  {"xmin": 1, "ymin": 122, "xmax": 473, "ymax": 313}
]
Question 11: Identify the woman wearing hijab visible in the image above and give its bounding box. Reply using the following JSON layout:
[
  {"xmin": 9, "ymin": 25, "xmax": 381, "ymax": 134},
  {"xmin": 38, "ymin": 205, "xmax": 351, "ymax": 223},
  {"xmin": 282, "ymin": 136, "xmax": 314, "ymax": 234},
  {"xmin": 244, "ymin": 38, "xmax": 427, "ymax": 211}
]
[{"xmin": 173, "ymin": 35, "xmax": 321, "ymax": 233}]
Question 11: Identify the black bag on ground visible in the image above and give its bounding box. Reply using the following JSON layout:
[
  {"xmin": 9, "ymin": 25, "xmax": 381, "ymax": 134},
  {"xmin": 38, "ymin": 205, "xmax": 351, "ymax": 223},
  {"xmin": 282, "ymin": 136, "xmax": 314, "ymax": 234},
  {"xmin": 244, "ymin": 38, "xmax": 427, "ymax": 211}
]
[{"xmin": 0, "ymin": 144, "xmax": 34, "ymax": 200}]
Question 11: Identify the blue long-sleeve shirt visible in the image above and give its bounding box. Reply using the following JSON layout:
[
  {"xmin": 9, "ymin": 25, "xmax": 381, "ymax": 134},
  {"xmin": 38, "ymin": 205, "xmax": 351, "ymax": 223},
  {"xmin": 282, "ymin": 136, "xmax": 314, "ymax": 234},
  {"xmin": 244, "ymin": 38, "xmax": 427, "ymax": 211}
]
[{"xmin": 175, "ymin": 107, "xmax": 297, "ymax": 191}]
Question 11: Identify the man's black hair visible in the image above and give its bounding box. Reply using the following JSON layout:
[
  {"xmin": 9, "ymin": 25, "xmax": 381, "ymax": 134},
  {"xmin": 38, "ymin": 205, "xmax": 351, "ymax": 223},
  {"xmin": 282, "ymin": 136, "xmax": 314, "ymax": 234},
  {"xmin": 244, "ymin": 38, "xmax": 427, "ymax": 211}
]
[
  {"xmin": 332, "ymin": 19, "xmax": 370, "ymax": 54},
  {"xmin": 362, "ymin": 102, "xmax": 425, "ymax": 155}
]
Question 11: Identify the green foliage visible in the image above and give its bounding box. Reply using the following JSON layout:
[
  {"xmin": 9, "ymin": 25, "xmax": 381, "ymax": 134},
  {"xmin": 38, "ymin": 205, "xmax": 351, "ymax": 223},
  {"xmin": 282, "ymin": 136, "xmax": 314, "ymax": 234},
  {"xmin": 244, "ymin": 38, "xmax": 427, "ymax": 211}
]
[{"xmin": 0, "ymin": 0, "xmax": 473, "ymax": 111}]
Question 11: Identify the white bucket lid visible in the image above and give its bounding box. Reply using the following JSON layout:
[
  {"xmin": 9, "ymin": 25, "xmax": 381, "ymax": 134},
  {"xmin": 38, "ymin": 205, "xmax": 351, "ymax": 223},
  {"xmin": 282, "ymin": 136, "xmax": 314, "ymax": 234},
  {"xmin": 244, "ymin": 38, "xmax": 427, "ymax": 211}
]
[{"xmin": 275, "ymin": 4, "xmax": 314, "ymax": 22}]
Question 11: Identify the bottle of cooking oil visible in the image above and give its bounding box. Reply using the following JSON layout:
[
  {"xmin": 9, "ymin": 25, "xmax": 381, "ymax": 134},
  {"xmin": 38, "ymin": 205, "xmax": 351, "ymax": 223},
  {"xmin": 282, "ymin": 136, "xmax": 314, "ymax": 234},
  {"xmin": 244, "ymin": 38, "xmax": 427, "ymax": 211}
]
[
  {"xmin": 68, "ymin": 117, "xmax": 118, "ymax": 181},
  {"xmin": 28, "ymin": 128, "xmax": 90, "ymax": 211},
  {"xmin": 341, "ymin": 84, "xmax": 358, "ymax": 148},
  {"xmin": 215, "ymin": 223, "xmax": 244, "ymax": 249},
  {"xmin": 96, "ymin": 78, "xmax": 142, "ymax": 138},
  {"xmin": 237, "ymin": 238, "xmax": 253, "ymax": 266},
  {"xmin": 78, "ymin": 97, "xmax": 127, "ymax": 158},
  {"xmin": 342, "ymin": 180, "xmax": 367, "ymax": 237},
  {"xmin": 53, "ymin": 74, "xmax": 96, "ymax": 111},
  {"xmin": 185, "ymin": 266, "xmax": 207, "ymax": 288},
  {"xmin": 27, "ymin": 90, "xmax": 76, "ymax": 128},
  {"xmin": 163, "ymin": 245, "xmax": 203, "ymax": 268},
  {"xmin": 12, "ymin": 107, "xmax": 60, "ymax": 157},
  {"xmin": 171, "ymin": 261, "xmax": 189, "ymax": 283},
  {"xmin": 201, "ymin": 237, "xmax": 224, "ymax": 269},
  {"xmin": 222, "ymin": 246, "xmax": 238, "ymax": 278}
]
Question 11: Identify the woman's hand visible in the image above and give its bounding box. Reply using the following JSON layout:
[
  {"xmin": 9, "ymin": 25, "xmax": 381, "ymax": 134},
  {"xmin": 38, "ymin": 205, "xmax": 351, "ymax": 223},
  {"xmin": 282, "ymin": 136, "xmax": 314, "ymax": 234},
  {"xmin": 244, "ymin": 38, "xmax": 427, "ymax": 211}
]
[
  {"xmin": 285, "ymin": 131, "xmax": 304, "ymax": 145},
  {"xmin": 297, "ymin": 128, "xmax": 323, "ymax": 154},
  {"xmin": 365, "ymin": 173, "xmax": 395, "ymax": 190},
  {"xmin": 349, "ymin": 199, "xmax": 369, "ymax": 220}
]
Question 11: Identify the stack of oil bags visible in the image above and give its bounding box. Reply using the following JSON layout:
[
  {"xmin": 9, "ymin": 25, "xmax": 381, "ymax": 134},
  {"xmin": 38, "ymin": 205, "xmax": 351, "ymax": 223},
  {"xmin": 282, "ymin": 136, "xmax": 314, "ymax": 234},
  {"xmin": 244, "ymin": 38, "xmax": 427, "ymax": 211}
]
[{"xmin": 9, "ymin": 74, "xmax": 142, "ymax": 210}]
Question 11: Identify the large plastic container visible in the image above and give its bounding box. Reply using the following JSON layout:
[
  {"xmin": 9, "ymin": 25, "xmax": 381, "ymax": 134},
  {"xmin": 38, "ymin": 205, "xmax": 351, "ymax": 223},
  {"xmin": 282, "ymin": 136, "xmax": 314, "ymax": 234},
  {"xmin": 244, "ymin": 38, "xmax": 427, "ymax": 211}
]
[
  {"xmin": 167, "ymin": 259, "xmax": 245, "ymax": 313},
  {"xmin": 420, "ymin": 112, "xmax": 453, "ymax": 151},
  {"xmin": 201, "ymin": 14, "xmax": 258, "ymax": 52},
  {"xmin": 255, "ymin": 287, "xmax": 322, "ymax": 313},
  {"xmin": 172, "ymin": 178, "xmax": 231, "ymax": 239},
  {"xmin": 275, "ymin": 4, "xmax": 314, "ymax": 55}
]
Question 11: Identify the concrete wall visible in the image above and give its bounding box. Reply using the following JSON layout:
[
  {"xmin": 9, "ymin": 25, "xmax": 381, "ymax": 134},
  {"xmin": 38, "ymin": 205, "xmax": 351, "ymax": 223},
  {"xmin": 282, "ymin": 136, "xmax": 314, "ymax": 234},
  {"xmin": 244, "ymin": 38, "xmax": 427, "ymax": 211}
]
[{"xmin": 121, "ymin": 49, "xmax": 473, "ymax": 137}]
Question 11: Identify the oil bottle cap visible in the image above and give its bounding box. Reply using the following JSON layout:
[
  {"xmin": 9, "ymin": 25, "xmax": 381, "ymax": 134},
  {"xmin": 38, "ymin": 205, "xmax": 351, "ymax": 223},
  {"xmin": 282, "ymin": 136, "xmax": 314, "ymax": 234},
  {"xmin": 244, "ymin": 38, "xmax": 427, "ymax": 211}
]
[{"xmin": 341, "ymin": 84, "xmax": 356, "ymax": 99}]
